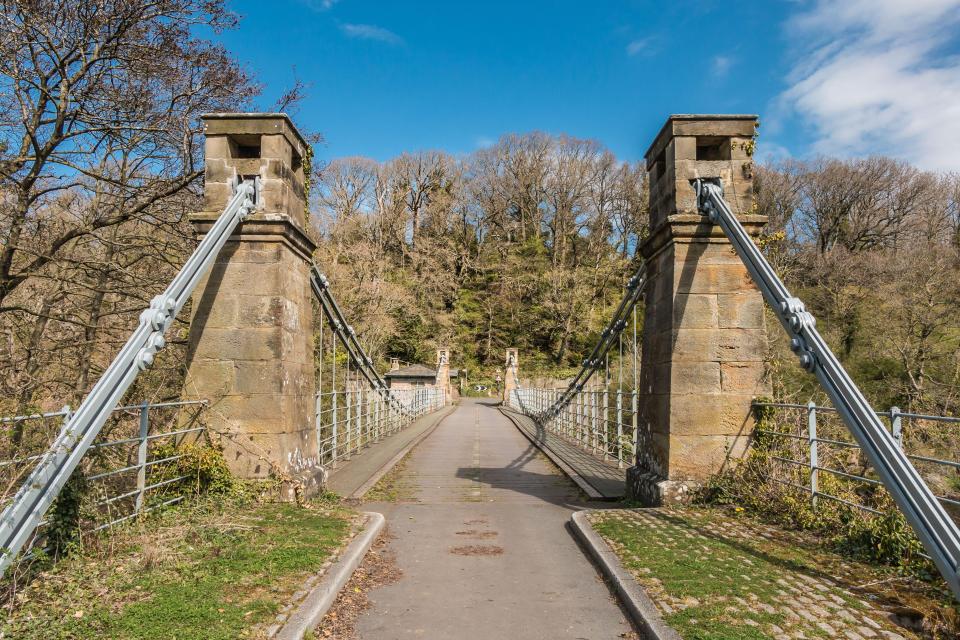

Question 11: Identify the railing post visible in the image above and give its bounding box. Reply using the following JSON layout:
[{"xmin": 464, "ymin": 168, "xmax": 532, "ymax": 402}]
[
  {"xmin": 343, "ymin": 378, "xmax": 353, "ymax": 458},
  {"xmin": 616, "ymin": 390, "xmax": 624, "ymax": 468},
  {"xmin": 135, "ymin": 402, "xmax": 150, "ymax": 514},
  {"xmin": 807, "ymin": 401, "xmax": 818, "ymax": 510},
  {"xmin": 331, "ymin": 339, "xmax": 338, "ymax": 465},
  {"xmin": 591, "ymin": 391, "xmax": 598, "ymax": 454},
  {"xmin": 890, "ymin": 406, "xmax": 903, "ymax": 449},
  {"xmin": 602, "ymin": 385, "xmax": 610, "ymax": 460},
  {"xmin": 313, "ymin": 392, "xmax": 323, "ymax": 464}
]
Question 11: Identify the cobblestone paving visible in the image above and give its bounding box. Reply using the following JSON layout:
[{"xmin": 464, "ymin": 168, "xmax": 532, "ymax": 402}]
[{"xmin": 590, "ymin": 507, "xmax": 924, "ymax": 640}]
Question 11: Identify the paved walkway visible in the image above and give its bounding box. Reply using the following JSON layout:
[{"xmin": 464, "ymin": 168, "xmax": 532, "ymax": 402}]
[
  {"xmin": 358, "ymin": 399, "xmax": 635, "ymax": 639},
  {"xmin": 500, "ymin": 407, "xmax": 627, "ymax": 499},
  {"xmin": 326, "ymin": 405, "xmax": 456, "ymax": 498}
]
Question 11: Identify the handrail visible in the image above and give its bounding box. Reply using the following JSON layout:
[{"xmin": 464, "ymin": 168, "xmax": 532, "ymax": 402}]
[
  {"xmin": 0, "ymin": 179, "xmax": 258, "ymax": 577},
  {"xmin": 532, "ymin": 266, "xmax": 645, "ymax": 420},
  {"xmin": 696, "ymin": 178, "xmax": 960, "ymax": 601},
  {"xmin": 309, "ymin": 265, "xmax": 413, "ymax": 417}
]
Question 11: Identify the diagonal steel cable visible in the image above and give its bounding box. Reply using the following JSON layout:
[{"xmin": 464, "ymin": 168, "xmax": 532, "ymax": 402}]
[{"xmin": 695, "ymin": 178, "xmax": 960, "ymax": 601}]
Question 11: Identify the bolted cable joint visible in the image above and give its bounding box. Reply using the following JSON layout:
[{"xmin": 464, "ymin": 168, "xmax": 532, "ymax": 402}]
[
  {"xmin": 781, "ymin": 297, "xmax": 816, "ymax": 333},
  {"xmin": 693, "ymin": 178, "xmax": 723, "ymax": 223},
  {"xmin": 790, "ymin": 336, "xmax": 817, "ymax": 373}
]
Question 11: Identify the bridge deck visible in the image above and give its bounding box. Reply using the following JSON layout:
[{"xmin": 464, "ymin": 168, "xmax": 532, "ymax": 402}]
[
  {"xmin": 326, "ymin": 404, "xmax": 457, "ymax": 498},
  {"xmin": 499, "ymin": 406, "xmax": 627, "ymax": 499},
  {"xmin": 351, "ymin": 399, "xmax": 636, "ymax": 639}
]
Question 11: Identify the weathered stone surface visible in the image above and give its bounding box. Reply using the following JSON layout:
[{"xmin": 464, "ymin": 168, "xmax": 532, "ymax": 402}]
[
  {"xmin": 718, "ymin": 291, "xmax": 765, "ymax": 328},
  {"xmin": 673, "ymin": 293, "xmax": 718, "ymax": 328},
  {"xmin": 184, "ymin": 114, "xmax": 320, "ymax": 496},
  {"xmin": 629, "ymin": 114, "xmax": 768, "ymax": 504},
  {"xmin": 720, "ymin": 361, "xmax": 767, "ymax": 394},
  {"xmin": 667, "ymin": 395, "xmax": 756, "ymax": 437}
]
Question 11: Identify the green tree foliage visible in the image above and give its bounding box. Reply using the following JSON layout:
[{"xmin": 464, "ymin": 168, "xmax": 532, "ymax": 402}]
[{"xmin": 314, "ymin": 135, "xmax": 649, "ymax": 378}]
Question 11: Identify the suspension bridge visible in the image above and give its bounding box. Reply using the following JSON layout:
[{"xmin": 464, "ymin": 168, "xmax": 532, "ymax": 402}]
[{"xmin": 1, "ymin": 113, "xmax": 958, "ymax": 638}]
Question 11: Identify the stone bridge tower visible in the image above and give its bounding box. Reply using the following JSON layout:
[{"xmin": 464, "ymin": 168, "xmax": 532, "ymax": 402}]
[
  {"xmin": 502, "ymin": 348, "xmax": 519, "ymax": 402},
  {"xmin": 435, "ymin": 347, "xmax": 452, "ymax": 402},
  {"xmin": 627, "ymin": 114, "xmax": 769, "ymax": 505},
  {"xmin": 182, "ymin": 113, "xmax": 322, "ymax": 496}
]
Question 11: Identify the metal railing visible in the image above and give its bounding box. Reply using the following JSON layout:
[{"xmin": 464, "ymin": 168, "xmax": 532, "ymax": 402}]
[
  {"xmin": 0, "ymin": 178, "xmax": 258, "ymax": 577},
  {"xmin": 753, "ymin": 401, "xmax": 960, "ymax": 517},
  {"xmin": 506, "ymin": 271, "xmax": 642, "ymax": 469},
  {"xmin": 0, "ymin": 400, "xmax": 206, "ymax": 559},
  {"xmin": 311, "ymin": 264, "xmax": 448, "ymax": 471},
  {"xmin": 696, "ymin": 178, "xmax": 960, "ymax": 600},
  {"xmin": 315, "ymin": 387, "xmax": 444, "ymax": 468},
  {"xmin": 510, "ymin": 387, "xmax": 638, "ymax": 468}
]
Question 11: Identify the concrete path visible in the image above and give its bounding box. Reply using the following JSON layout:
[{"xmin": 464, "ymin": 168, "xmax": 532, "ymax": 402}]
[
  {"xmin": 326, "ymin": 405, "xmax": 456, "ymax": 498},
  {"xmin": 358, "ymin": 399, "xmax": 635, "ymax": 639},
  {"xmin": 500, "ymin": 407, "xmax": 627, "ymax": 499}
]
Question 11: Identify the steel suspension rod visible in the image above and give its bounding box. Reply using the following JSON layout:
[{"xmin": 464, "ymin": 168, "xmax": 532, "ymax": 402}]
[{"xmin": 695, "ymin": 178, "xmax": 960, "ymax": 601}]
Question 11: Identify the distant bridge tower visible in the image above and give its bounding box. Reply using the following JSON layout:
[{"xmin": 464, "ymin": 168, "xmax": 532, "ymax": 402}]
[
  {"xmin": 182, "ymin": 113, "xmax": 322, "ymax": 497},
  {"xmin": 502, "ymin": 348, "xmax": 519, "ymax": 403},
  {"xmin": 627, "ymin": 114, "xmax": 769, "ymax": 505},
  {"xmin": 435, "ymin": 347, "xmax": 452, "ymax": 402}
]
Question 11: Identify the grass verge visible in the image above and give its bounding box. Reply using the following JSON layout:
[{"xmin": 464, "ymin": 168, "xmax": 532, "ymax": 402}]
[
  {"xmin": 590, "ymin": 506, "xmax": 959, "ymax": 640},
  {"xmin": 1, "ymin": 495, "xmax": 355, "ymax": 639}
]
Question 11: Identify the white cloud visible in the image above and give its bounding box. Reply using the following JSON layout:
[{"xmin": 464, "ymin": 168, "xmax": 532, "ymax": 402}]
[
  {"xmin": 339, "ymin": 23, "xmax": 403, "ymax": 45},
  {"xmin": 779, "ymin": 0, "xmax": 960, "ymax": 170},
  {"xmin": 626, "ymin": 38, "xmax": 652, "ymax": 57},
  {"xmin": 711, "ymin": 55, "xmax": 733, "ymax": 77},
  {"xmin": 300, "ymin": 0, "xmax": 340, "ymax": 11}
]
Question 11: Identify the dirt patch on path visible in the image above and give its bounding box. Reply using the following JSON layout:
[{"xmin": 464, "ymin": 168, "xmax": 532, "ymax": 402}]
[
  {"xmin": 449, "ymin": 544, "xmax": 504, "ymax": 556},
  {"xmin": 455, "ymin": 529, "xmax": 499, "ymax": 539},
  {"xmin": 311, "ymin": 529, "xmax": 401, "ymax": 639}
]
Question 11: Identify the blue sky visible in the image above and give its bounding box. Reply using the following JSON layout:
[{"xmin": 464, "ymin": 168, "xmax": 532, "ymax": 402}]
[{"xmin": 218, "ymin": 0, "xmax": 960, "ymax": 171}]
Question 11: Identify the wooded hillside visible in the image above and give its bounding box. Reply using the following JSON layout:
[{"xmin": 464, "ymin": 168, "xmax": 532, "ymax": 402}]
[{"xmin": 0, "ymin": 2, "xmax": 957, "ymax": 418}]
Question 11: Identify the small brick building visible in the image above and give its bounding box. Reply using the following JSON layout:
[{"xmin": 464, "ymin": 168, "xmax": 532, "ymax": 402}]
[{"xmin": 384, "ymin": 363, "xmax": 438, "ymax": 391}]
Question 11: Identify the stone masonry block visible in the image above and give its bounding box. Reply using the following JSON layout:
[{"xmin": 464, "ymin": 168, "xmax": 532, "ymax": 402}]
[
  {"xmin": 670, "ymin": 361, "xmax": 722, "ymax": 395},
  {"xmin": 670, "ymin": 328, "xmax": 721, "ymax": 362},
  {"xmin": 203, "ymin": 182, "xmax": 232, "ymax": 211},
  {"xmin": 234, "ymin": 361, "xmax": 284, "ymax": 394},
  {"xmin": 672, "ymin": 242, "xmax": 743, "ymax": 266},
  {"xmin": 183, "ymin": 360, "xmax": 235, "ymax": 397},
  {"xmin": 720, "ymin": 361, "xmax": 766, "ymax": 395},
  {"xmin": 205, "ymin": 135, "xmax": 231, "ymax": 160},
  {"xmin": 191, "ymin": 327, "xmax": 281, "ymax": 362},
  {"xmin": 225, "ymin": 243, "xmax": 282, "ymax": 264},
  {"xmin": 190, "ymin": 294, "xmax": 238, "ymax": 329},
  {"xmin": 673, "ymin": 293, "xmax": 718, "ymax": 329},
  {"xmin": 673, "ymin": 262, "xmax": 752, "ymax": 295},
  {"xmin": 672, "ymin": 136, "xmax": 696, "ymax": 161},
  {"xmin": 717, "ymin": 328, "xmax": 767, "ymax": 362},
  {"xmin": 235, "ymin": 296, "xmax": 284, "ymax": 329},
  {"xmin": 667, "ymin": 393, "xmax": 755, "ymax": 437},
  {"xmin": 205, "ymin": 157, "xmax": 235, "ymax": 183},
  {"xmin": 667, "ymin": 434, "xmax": 750, "ymax": 481},
  {"xmin": 718, "ymin": 292, "xmax": 764, "ymax": 328},
  {"xmin": 214, "ymin": 261, "xmax": 282, "ymax": 296},
  {"xmin": 260, "ymin": 134, "xmax": 293, "ymax": 165}
]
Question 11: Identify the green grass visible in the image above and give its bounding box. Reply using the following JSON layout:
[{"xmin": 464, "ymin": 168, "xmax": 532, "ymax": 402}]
[
  {"xmin": 364, "ymin": 456, "xmax": 414, "ymax": 502},
  {"xmin": 589, "ymin": 507, "xmax": 945, "ymax": 640},
  {"xmin": 2, "ymin": 497, "xmax": 353, "ymax": 639}
]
